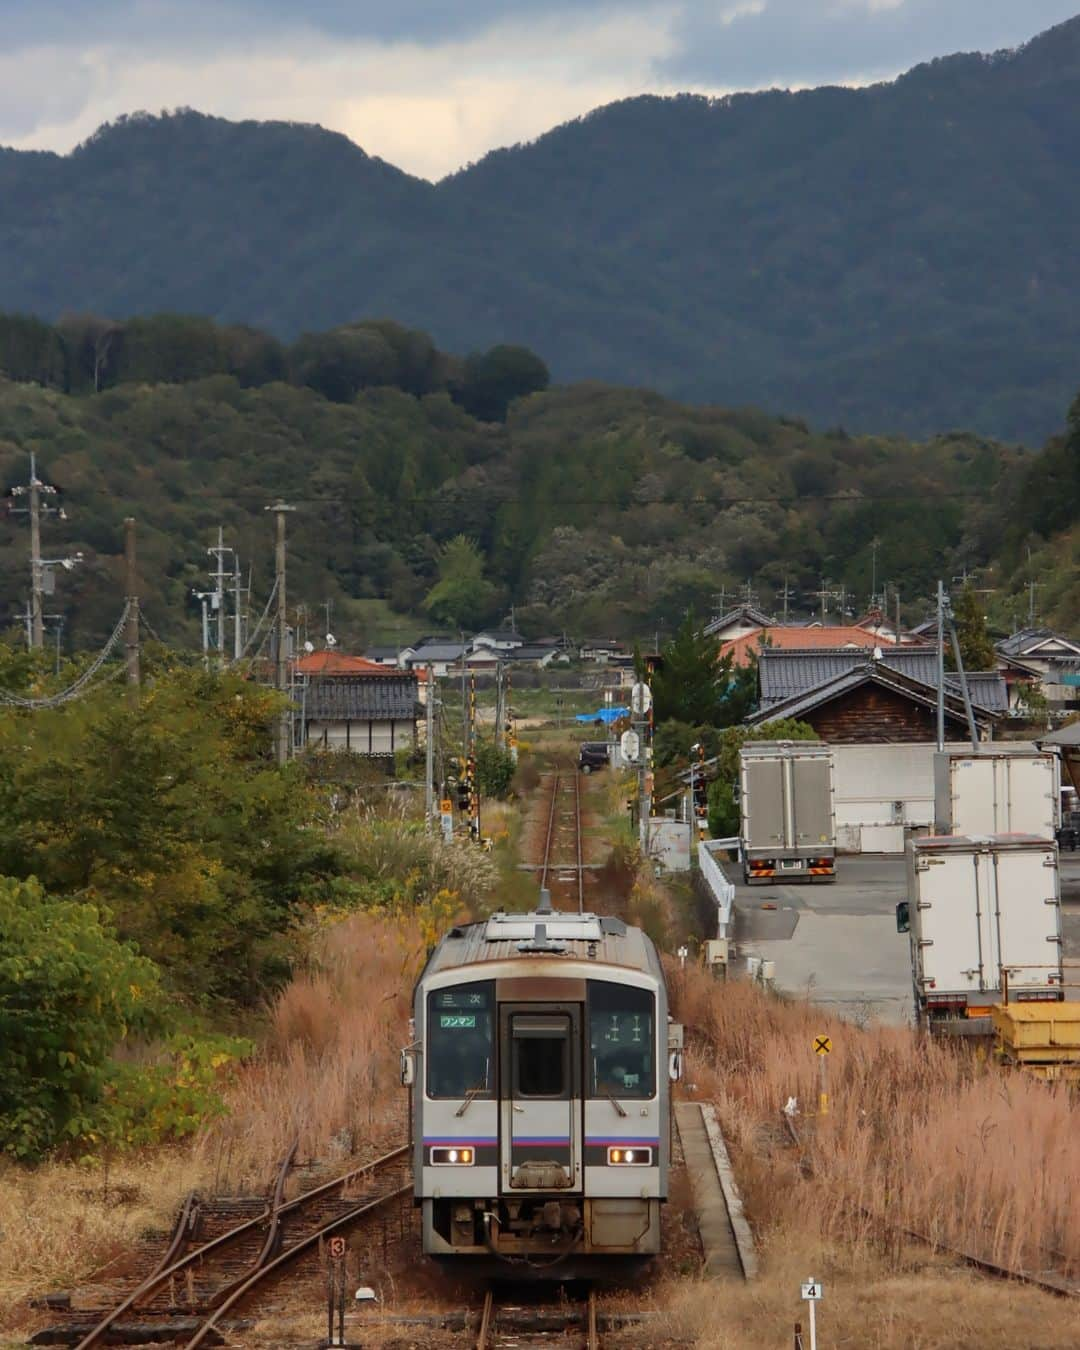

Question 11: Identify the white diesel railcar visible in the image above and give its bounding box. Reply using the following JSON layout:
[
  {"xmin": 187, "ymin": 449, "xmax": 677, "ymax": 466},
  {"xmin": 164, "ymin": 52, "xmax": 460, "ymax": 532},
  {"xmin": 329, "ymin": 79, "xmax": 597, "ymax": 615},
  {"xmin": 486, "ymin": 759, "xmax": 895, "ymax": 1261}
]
[{"xmin": 402, "ymin": 898, "xmax": 681, "ymax": 1270}]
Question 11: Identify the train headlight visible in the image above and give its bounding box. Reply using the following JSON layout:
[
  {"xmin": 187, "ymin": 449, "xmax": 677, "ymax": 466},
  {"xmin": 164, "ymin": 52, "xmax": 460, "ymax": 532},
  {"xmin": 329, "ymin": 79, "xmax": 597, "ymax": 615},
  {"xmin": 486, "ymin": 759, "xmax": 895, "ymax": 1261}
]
[
  {"xmin": 607, "ymin": 1146, "xmax": 652, "ymax": 1166},
  {"xmin": 430, "ymin": 1146, "xmax": 475, "ymax": 1165}
]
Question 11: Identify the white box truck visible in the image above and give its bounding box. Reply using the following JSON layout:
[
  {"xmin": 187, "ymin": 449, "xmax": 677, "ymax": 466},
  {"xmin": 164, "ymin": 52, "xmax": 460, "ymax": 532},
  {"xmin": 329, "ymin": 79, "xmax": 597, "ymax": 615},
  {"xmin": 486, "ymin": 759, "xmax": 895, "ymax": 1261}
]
[
  {"xmin": 897, "ymin": 833, "xmax": 1064, "ymax": 1035},
  {"xmin": 739, "ymin": 742, "xmax": 836, "ymax": 884},
  {"xmin": 933, "ymin": 746, "xmax": 1059, "ymax": 840}
]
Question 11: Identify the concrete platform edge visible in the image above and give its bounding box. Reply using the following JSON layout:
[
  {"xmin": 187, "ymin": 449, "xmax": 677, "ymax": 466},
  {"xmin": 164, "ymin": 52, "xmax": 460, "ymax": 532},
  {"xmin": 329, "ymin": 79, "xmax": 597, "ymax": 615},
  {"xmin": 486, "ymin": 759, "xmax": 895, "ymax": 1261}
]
[{"xmin": 700, "ymin": 1103, "xmax": 759, "ymax": 1279}]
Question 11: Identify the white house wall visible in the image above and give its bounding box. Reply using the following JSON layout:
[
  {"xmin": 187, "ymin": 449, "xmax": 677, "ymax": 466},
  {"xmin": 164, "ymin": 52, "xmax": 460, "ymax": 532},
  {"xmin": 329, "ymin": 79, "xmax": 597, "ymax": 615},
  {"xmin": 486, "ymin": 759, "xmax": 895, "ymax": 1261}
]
[{"xmin": 307, "ymin": 719, "xmax": 414, "ymax": 753}]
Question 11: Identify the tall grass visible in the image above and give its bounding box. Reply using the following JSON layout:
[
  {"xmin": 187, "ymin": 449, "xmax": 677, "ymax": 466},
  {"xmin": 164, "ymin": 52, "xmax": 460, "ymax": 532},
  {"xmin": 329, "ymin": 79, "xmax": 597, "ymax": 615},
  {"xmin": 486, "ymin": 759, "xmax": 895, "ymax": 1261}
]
[
  {"xmin": 199, "ymin": 910, "xmax": 435, "ymax": 1188},
  {"xmin": 670, "ymin": 965, "xmax": 1080, "ymax": 1278}
]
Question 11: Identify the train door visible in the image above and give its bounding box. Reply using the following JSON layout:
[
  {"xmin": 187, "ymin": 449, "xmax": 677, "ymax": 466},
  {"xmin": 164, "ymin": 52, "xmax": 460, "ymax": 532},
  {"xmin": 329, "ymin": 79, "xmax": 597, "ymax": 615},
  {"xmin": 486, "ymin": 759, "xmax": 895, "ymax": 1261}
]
[{"xmin": 499, "ymin": 1004, "xmax": 582, "ymax": 1194}]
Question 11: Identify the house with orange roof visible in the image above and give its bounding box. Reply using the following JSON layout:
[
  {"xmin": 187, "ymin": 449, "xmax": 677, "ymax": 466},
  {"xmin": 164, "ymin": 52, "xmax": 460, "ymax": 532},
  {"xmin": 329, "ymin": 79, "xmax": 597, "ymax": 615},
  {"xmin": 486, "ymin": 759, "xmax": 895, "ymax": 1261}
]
[
  {"xmin": 295, "ymin": 649, "xmax": 419, "ymax": 756},
  {"xmin": 720, "ymin": 624, "xmax": 896, "ymax": 668}
]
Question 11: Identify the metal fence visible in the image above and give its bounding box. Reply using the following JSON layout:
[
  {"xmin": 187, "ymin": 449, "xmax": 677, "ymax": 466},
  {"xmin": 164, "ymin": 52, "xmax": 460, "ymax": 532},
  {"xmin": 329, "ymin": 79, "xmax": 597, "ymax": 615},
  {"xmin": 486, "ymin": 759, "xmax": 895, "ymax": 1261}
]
[{"xmin": 698, "ymin": 838, "xmax": 738, "ymax": 940}]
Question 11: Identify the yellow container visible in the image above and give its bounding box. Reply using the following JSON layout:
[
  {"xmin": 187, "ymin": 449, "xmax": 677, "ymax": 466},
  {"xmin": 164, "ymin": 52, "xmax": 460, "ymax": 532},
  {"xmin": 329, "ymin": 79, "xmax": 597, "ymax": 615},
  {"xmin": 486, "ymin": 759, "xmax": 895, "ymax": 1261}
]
[{"xmin": 993, "ymin": 1002, "xmax": 1080, "ymax": 1064}]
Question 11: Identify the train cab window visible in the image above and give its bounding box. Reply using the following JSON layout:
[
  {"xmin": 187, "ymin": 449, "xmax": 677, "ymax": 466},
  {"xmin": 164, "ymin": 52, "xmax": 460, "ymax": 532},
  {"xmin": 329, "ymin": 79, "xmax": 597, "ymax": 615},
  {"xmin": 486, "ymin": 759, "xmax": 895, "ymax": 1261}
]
[
  {"xmin": 512, "ymin": 1014, "xmax": 570, "ymax": 1099},
  {"xmin": 588, "ymin": 982, "xmax": 655, "ymax": 1099},
  {"xmin": 427, "ymin": 982, "xmax": 494, "ymax": 1099}
]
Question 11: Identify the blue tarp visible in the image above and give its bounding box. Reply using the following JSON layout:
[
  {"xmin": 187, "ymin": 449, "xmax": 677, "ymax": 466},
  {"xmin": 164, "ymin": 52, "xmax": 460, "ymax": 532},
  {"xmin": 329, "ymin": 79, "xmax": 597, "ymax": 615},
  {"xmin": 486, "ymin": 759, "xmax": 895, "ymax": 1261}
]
[{"xmin": 575, "ymin": 706, "xmax": 630, "ymax": 724}]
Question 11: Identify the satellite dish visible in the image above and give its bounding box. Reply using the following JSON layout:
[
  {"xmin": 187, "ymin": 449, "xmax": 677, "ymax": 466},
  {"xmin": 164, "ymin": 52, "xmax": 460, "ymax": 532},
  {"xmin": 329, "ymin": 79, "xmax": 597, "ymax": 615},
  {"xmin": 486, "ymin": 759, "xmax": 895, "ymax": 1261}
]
[
  {"xmin": 326, "ymin": 633, "xmax": 337, "ymax": 647},
  {"xmin": 303, "ymin": 641, "xmax": 315, "ymax": 653}
]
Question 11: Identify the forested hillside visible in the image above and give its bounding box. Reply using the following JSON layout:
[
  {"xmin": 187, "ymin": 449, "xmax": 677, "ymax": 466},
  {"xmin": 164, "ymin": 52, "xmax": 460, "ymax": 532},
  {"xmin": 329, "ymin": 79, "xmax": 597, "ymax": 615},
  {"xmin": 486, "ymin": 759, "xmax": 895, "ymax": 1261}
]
[
  {"xmin": 2, "ymin": 18, "xmax": 1080, "ymax": 442},
  {"xmin": 0, "ymin": 313, "xmax": 1076, "ymax": 651}
]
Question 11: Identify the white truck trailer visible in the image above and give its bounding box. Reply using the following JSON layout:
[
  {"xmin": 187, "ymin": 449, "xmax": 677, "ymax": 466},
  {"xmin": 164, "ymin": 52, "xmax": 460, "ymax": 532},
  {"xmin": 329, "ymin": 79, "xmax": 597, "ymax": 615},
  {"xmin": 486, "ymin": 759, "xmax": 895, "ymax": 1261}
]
[
  {"xmin": 933, "ymin": 746, "xmax": 1059, "ymax": 840},
  {"xmin": 739, "ymin": 742, "xmax": 836, "ymax": 884},
  {"xmin": 897, "ymin": 833, "xmax": 1064, "ymax": 1035}
]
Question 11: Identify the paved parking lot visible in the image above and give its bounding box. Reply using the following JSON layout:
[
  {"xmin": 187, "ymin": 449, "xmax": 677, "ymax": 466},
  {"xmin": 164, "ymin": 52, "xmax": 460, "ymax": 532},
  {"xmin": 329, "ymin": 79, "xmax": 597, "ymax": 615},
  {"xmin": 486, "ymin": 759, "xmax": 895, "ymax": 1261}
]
[{"xmin": 728, "ymin": 854, "xmax": 1080, "ymax": 1027}]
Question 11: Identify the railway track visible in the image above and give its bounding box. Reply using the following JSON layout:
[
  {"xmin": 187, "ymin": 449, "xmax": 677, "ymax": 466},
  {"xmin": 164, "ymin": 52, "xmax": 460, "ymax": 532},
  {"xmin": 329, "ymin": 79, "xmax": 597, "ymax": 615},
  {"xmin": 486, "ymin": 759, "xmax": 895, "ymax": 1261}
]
[
  {"xmin": 38, "ymin": 1143, "xmax": 411, "ymax": 1348},
  {"xmin": 539, "ymin": 769, "xmax": 585, "ymax": 913},
  {"xmin": 476, "ymin": 1284, "xmax": 600, "ymax": 1350}
]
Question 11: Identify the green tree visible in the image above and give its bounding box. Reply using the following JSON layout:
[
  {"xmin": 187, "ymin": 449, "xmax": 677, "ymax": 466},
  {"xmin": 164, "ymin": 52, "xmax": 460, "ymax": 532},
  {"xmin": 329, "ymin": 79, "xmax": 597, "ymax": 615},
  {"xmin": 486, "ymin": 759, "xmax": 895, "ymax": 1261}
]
[
  {"xmin": 707, "ymin": 777, "xmax": 739, "ymax": 838},
  {"xmin": 651, "ymin": 609, "xmax": 758, "ymax": 728},
  {"xmin": 288, "ymin": 326, "xmax": 396, "ymax": 402},
  {"xmin": 457, "ymin": 345, "xmax": 550, "ymax": 421},
  {"xmin": 475, "ymin": 739, "xmax": 515, "ymax": 799},
  {"xmin": 0, "ymin": 876, "xmax": 163, "ymax": 1159},
  {"xmin": 949, "ymin": 585, "xmax": 996, "ymax": 671},
  {"xmin": 423, "ymin": 535, "xmax": 500, "ymax": 629},
  {"xmin": 0, "ymin": 669, "xmax": 338, "ymax": 1005}
]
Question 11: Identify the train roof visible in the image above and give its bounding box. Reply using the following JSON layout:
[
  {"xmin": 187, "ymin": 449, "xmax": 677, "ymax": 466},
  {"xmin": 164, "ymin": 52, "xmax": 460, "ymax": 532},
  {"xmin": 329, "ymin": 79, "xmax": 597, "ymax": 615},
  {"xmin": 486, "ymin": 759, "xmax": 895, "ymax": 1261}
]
[{"xmin": 422, "ymin": 908, "xmax": 662, "ymax": 981}]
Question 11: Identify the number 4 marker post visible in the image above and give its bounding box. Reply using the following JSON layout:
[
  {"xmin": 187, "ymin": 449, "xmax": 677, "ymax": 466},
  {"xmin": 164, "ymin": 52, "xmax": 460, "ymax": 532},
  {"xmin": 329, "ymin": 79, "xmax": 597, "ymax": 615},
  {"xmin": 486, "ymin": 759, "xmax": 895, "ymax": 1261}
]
[{"xmin": 800, "ymin": 1278, "xmax": 822, "ymax": 1350}]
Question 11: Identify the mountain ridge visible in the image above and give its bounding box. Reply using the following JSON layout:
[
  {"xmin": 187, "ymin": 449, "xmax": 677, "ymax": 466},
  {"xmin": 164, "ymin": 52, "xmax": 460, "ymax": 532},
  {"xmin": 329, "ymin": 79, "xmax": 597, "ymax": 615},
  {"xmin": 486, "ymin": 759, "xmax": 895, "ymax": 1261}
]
[{"xmin": 3, "ymin": 15, "xmax": 1080, "ymax": 442}]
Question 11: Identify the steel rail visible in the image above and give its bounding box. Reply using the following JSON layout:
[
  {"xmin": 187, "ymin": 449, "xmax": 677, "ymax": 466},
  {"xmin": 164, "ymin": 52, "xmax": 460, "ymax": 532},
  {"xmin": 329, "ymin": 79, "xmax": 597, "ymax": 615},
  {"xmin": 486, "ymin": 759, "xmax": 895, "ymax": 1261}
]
[
  {"xmin": 779, "ymin": 1112, "xmax": 1078, "ymax": 1300},
  {"xmin": 73, "ymin": 1142, "xmax": 407, "ymax": 1350},
  {"xmin": 586, "ymin": 1285, "xmax": 599, "ymax": 1350},
  {"xmin": 539, "ymin": 771, "xmax": 561, "ymax": 891},
  {"xmin": 574, "ymin": 769, "xmax": 585, "ymax": 914},
  {"xmin": 182, "ymin": 1178, "xmax": 413, "ymax": 1349},
  {"xmin": 475, "ymin": 1286, "xmax": 495, "ymax": 1350}
]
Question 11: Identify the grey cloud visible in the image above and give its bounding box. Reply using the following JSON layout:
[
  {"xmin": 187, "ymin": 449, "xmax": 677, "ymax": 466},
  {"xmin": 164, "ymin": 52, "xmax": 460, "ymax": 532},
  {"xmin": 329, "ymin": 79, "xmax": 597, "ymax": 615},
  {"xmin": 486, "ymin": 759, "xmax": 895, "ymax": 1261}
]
[
  {"xmin": 0, "ymin": 0, "xmax": 640, "ymax": 49},
  {"xmin": 660, "ymin": 0, "xmax": 1080, "ymax": 89}
]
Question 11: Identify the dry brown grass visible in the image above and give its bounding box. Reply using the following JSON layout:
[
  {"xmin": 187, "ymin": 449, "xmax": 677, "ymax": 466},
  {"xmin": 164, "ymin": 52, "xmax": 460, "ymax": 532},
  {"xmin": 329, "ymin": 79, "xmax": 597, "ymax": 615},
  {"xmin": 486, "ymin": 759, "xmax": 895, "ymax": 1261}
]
[
  {"xmin": 661, "ymin": 1233, "xmax": 1080, "ymax": 1349},
  {"xmin": 196, "ymin": 909, "xmax": 433, "ymax": 1189},
  {"xmin": 669, "ymin": 964, "xmax": 1080, "ymax": 1284},
  {"xmin": 0, "ymin": 1149, "xmax": 204, "ymax": 1335},
  {"xmin": 0, "ymin": 908, "xmax": 434, "ymax": 1337}
]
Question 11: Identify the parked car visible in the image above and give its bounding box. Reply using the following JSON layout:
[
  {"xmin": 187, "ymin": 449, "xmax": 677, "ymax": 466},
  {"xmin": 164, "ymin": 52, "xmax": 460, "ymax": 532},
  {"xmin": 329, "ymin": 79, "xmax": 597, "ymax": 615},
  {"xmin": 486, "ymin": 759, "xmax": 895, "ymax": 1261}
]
[{"xmin": 578, "ymin": 742, "xmax": 610, "ymax": 774}]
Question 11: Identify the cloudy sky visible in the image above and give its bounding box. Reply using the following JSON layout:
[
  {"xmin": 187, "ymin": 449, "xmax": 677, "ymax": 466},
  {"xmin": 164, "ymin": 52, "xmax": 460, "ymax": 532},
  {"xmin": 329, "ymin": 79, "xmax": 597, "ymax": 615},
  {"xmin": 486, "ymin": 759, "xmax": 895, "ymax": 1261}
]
[{"xmin": 2, "ymin": 1, "xmax": 1077, "ymax": 179}]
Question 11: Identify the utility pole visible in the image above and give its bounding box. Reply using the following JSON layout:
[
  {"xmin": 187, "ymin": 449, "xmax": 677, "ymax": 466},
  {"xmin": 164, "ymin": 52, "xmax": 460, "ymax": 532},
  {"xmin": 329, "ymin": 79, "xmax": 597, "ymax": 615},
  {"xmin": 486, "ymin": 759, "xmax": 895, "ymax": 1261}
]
[
  {"xmin": 29, "ymin": 454, "xmax": 42, "ymax": 650},
  {"xmin": 494, "ymin": 661, "xmax": 504, "ymax": 750},
  {"xmin": 424, "ymin": 664, "xmax": 435, "ymax": 827},
  {"xmin": 8, "ymin": 454, "xmax": 73, "ymax": 652},
  {"xmin": 124, "ymin": 517, "xmax": 140, "ymax": 704},
  {"xmin": 233, "ymin": 556, "xmax": 243, "ymax": 660},
  {"xmin": 207, "ymin": 527, "xmax": 235, "ymax": 666},
  {"xmin": 870, "ymin": 538, "xmax": 881, "ymax": 608},
  {"xmin": 1025, "ymin": 547, "xmax": 1042, "ymax": 627},
  {"xmin": 936, "ymin": 579, "xmax": 945, "ymax": 753},
  {"xmin": 780, "ymin": 577, "xmax": 792, "ymax": 625},
  {"xmin": 215, "ymin": 527, "xmax": 226, "ymax": 661},
  {"xmin": 460, "ymin": 631, "xmax": 469, "ymax": 757},
  {"xmin": 267, "ymin": 502, "xmax": 295, "ymax": 765}
]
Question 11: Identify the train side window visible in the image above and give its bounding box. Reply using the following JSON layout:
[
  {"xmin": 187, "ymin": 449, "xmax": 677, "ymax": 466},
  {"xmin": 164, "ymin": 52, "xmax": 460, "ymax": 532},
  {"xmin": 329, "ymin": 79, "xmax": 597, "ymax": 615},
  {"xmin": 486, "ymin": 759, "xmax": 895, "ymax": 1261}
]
[
  {"xmin": 588, "ymin": 981, "xmax": 655, "ymax": 1099},
  {"xmin": 427, "ymin": 982, "xmax": 494, "ymax": 1099}
]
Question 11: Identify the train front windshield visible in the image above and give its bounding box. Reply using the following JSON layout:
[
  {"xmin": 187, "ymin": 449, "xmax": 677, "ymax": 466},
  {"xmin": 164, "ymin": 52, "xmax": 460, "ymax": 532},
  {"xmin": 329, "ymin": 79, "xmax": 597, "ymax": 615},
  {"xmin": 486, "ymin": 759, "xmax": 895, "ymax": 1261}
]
[
  {"xmin": 427, "ymin": 982, "xmax": 494, "ymax": 1098},
  {"xmin": 588, "ymin": 981, "xmax": 655, "ymax": 1098}
]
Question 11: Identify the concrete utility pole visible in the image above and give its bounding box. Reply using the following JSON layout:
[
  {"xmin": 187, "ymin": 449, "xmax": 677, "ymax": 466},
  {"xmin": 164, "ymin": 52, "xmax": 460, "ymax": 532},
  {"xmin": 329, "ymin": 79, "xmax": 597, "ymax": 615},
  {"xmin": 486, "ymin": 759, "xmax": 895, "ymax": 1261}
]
[
  {"xmin": 267, "ymin": 502, "xmax": 295, "ymax": 765},
  {"xmin": 207, "ymin": 527, "xmax": 235, "ymax": 666},
  {"xmin": 936, "ymin": 579, "xmax": 946, "ymax": 753},
  {"xmin": 124, "ymin": 517, "xmax": 140, "ymax": 704},
  {"xmin": 233, "ymin": 557, "xmax": 243, "ymax": 660},
  {"xmin": 425, "ymin": 664, "xmax": 435, "ymax": 826},
  {"xmin": 29, "ymin": 454, "xmax": 43, "ymax": 650}
]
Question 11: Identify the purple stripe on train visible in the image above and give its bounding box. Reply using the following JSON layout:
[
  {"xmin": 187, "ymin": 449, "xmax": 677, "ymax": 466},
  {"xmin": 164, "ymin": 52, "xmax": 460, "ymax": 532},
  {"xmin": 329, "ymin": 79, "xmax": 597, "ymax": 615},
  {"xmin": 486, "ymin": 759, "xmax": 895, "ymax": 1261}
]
[{"xmin": 423, "ymin": 1137, "xmax": 498, "ymax": 1147}]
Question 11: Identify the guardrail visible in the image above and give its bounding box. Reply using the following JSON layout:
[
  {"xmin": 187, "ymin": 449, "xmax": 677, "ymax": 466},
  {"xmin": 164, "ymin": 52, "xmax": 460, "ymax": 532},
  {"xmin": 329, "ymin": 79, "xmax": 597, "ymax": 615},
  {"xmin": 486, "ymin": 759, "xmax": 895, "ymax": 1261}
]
[{"xmin": 698, "ymin": 838, "xmax": 738, "ymax": 939}]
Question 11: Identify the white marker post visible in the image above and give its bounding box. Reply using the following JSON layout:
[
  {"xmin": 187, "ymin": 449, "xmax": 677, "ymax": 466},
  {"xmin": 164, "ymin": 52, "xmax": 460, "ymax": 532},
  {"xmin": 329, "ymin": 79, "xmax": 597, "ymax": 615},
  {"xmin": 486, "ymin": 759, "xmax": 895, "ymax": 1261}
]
[{"xmin": 800, "ymin": 1278, "xmax": 822, "ymax": 1350}]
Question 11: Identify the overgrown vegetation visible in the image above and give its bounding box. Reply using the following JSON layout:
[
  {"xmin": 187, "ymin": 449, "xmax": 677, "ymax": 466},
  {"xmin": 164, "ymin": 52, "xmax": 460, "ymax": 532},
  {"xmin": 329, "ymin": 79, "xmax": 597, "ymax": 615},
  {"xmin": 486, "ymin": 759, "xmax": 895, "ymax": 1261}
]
[
  {"xmin": 670, "ymin": 965, "xmax": 1080, "ymax": 1293},
  {"xmin": 0, "ymin": 654, "xmax": 495, "ymax": 1160},
  {"xmin": 0, "ymin": 315, "xmax": 1077, "ymax": 652}
]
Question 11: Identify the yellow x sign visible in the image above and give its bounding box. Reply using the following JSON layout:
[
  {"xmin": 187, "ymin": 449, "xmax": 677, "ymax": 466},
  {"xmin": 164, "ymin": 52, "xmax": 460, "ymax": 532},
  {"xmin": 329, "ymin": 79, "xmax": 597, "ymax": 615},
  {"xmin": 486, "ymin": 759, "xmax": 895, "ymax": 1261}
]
[{"xmin": 814, "ymin": 1035, "xmax": 832, "ymax": 1056}]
